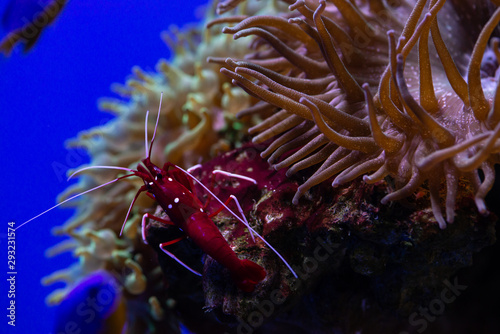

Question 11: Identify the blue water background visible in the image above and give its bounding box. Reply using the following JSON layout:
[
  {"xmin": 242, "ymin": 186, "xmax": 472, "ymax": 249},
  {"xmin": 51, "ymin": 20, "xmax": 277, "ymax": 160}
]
[{"xmin": 0, "ymin": 1, "xmax": 208, "ymax": 332}]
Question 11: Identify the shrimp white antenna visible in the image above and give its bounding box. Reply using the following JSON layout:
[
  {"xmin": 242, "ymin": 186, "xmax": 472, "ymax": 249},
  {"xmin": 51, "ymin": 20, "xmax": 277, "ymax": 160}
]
[
  {"xmin": 160, "ymin": 245, "xmax": 202, "ymax": 276},
  {"xmin": 145, "ymin": 110, "xmax": 150, "ymax": 156},
  {"xmin": 212, "ymin": 170, "xmax": 257, "ymax": 185},
  {"xmin": 187, "ymin": 164, "xmax": 202, "ymax": 173},
  {"xmin": 148, "ymin": 92, "xmax": 163, "ymax": 158},
  {"xmin": 175, "ymin": 165, "xmax": 298, "ymax": 279},
  {"xmin": 68, "ymin": 166, "xmax": 135, "ymax": 180},
  {"xmin": 228, "ymin": 194, "xmax": 255, "ymax": 241},
  {"xmin": 120, "ymin": 189, "xmax": 142, "ymax": 236},
  {"xmin": 16, "ymin": 174, "xmax": 135, "ymax": 230}
]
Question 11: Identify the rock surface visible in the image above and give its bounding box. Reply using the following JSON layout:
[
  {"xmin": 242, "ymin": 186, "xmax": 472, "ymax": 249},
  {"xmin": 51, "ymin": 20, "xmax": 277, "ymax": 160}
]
[{"xmin": 145, "ymin": 144, "xmax": 496, "ymax": 333}]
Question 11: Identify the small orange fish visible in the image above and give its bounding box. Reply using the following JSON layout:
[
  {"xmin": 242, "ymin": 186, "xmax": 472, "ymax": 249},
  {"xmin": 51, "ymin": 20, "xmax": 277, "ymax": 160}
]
[{"xmin": 0, "ymin": 0, "xmax": 67, "ymax": 55}]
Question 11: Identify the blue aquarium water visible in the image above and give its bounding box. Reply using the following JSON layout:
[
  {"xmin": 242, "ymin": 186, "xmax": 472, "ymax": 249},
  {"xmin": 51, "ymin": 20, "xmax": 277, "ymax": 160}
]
[{"xmin": 0, "ymin": 0, "xmax": 207, "ymax": 332}]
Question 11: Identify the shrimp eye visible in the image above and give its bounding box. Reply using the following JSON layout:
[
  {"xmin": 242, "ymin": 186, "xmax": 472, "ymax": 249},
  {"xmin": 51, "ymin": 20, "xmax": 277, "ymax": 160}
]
[
  {"xmin": 155, "ymin": 173, "xmax": 163, "ymax": 181},
  {"xmin": 144, "ymin": 180, "xmax": 154, "ymax": 190}
]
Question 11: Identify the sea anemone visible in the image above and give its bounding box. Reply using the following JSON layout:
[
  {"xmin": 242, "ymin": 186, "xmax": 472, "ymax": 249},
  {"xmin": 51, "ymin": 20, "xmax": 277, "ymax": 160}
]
[{"xmin": 217, "ymin": 0, "xmax": 500, "ymax": 229}]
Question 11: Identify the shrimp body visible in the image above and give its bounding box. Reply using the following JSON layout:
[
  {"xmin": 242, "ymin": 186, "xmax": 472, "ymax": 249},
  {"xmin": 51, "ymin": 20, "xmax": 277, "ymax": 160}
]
[
  {"xmin": 136, "ymin": 159, "xmax": 266, "ymax": 292},
  {"xmin": 139, "ymin": 160, "xmax": 204, "ymax": 224},
  {"xmin": 184, "ymin": 212, "xmax": 266, "ymax": 292}
]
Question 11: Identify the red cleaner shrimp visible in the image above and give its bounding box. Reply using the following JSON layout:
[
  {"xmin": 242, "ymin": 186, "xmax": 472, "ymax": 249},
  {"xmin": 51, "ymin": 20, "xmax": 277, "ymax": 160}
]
[{"xmin": 18, "ymin": 93, "xmax": 297, "ymax": 292}]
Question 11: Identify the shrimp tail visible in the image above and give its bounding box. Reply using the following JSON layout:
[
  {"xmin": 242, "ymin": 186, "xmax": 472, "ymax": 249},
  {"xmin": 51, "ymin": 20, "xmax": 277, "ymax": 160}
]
[{"xmin": 232, "ymin": 259, "xmax": 266, "ymax": 292}]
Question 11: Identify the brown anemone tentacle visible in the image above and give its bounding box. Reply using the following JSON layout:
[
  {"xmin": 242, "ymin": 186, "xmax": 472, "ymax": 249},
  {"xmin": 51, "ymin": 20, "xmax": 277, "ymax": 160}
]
[
  {"xmin": 386, "ymin": 31, "xmax": 403, "ymax": 107},
  {"xmin": 332, "ymin": 152, "xmax": 385, "ymax": 187},
  {"xmin": 363, "ymin": 83, "xmax": 403, "ymax": 153},
  {"xmin": 397, "ymin": 0, "xmax": 427, "ymax": 52},
  {"xmin": 236, "ymin": 100, "xmax": 277, "ymax": 119},
  {"xmin": 313, "ymin": 146, "xmax": 353, "ymax": 176},
  {"xmin": 429, "ymin": 2, "xmax": 469, "ymax": 106},
  {"xmin": 290, "ymin": 0, "xmax": 365, "ymax": 63},
  {"xmin": 327, "ymin": 0, "xmax": 375, "ymax": 36},
  {"xmin": 395, "ymin": 54, "xmax": 455, "ymax": 146},
  {"xmin": 492, "ymin": 38, "xmax": 500, "ymax": 64},
  {"xmin": 216, "ymin": 0, "xmax": 246, "ymax": 15},
  {"xmin": 207, "ymin": 56, "xmax": 233, "ymax": 67},
  {"xmin": 221, "ymin": 68, "xmax": 313, "ymax": 120},
  {"xmin": 222, "ymin": 15, "xmax": 314, "ymax": 46},
  {"xmin": 268, "ymin": 126, "xmax": 320, "ymax": 164},
  {"xmin": 233, "ymin": 66, "xmax": 329, "ymax": 103},
  {"xmin": 475, "ymin": 163, "xmax": 495, "ymax": 215},
  {"xmin": 428, "ymin": 169, "xmax": 446, "ymax": 229},
  {"xmin": 443, "ymin": 161, "xmax": 458, "ymax": 224},
  {"xmin": 313, "ymin": 1, "xmax": 364, "ymax": 102},
  {"xmin": 376, "ymin": 31, "xmax": 414, "ymax": 132},
  {"xmin": 418, "ymin": 0, "xmax": 447, "ymax": 114},
  {"xmin": 488, "ymin": 49, "xmax": 500, "ymax": 127},
  {"xmin": 249, "ymin": 109, "xmax": 292, "ymax": 134},
  {"xmin": 381, "ymin": 165, "xmax": 422, "ymax": 204},
  {"xmin": 368, "ymin": 0, "xmax": 389, "ymax": 15},
  {"xmin": 290, "ymin": 0, "xmax": 354, "ymax": 45},
  {"xmin": 377, "ymin": 68, "xmax": 414, "ymax": 131},
  {"xmin": 285, "ymin": 142, "xmax": 339, "ymax": 176},
  {"xmin": 262, "ymin": 120, "xmax": 315, "ymax": 160},
  {"xmin": 363, "ymin": 161, "xmax": 388, "ymax": 184},
  {"xmin": 252, "ymin": 114, "xmax": 304, "ymax": 144},
  {"xmin": 307, "ymin": 95, "xmax": 371, "ymax": 135},
  {"xmin": 288, "ymin": 17, "xmax": 323, "ymax": 47},
  {"xmin": 273, "ymin": 130, "xmax": 329, "ymax": 170},
  {"xmin": 302, "ymin": 97, "xmax": 378, "ymax": 153},
  {"xmin": 210, "ymin": 55, "xmax": 292, "ymax": 71},
  {"xmin": 292, "ymin": 150, "xmax": 359, "ymax": 204},
  {"xmin": 227, "ymin": 58, "xmax": 334, "ymax": 94},
  {"xmin": 454, "ymin": 121, "xmax": 500, "ymax": 172},
  {"xmin": 417, "ymin": 133, "xmax": 491, "ymax": 171},
  {"xmin": 468, "ymin": 7, "xmax": 500, "ymax": 121},
  {"xmin": 206, "ymin": 15, "xmax": 248, "ymax": 29},
  {"xmin": 228, "ymin": 63, "xmax": 370, "ymax": 135},
  {"xmin": 400, "ymin": 12, "xmax": 434, "ymax": 58},
  {"xmin": 231, "ymin": 27, "xmax": 330, "ymax": 76}
]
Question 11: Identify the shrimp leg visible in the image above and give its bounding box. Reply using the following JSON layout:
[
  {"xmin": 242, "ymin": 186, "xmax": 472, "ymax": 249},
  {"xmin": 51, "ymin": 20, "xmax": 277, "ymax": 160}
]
[
  {"xmin": 142, "ymin": 213, "xmax": 202, "ymax": 276},
  {"xmin": 141, "ymin": 213, "xmax": 175, "ymax": 244},
  {"xmin": 160, "ymin": 238, "xmax": 202, "ymax": 277},
  {"xmin": 208, "ymin": 194, "xmax": 256, "ymax": 242}
]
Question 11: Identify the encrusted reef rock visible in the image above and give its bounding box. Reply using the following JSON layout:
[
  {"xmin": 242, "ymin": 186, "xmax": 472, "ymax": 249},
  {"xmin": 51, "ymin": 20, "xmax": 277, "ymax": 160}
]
[{"xmin": 144, "ymin": 143, "xmax": 496, "ymax": 334}]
